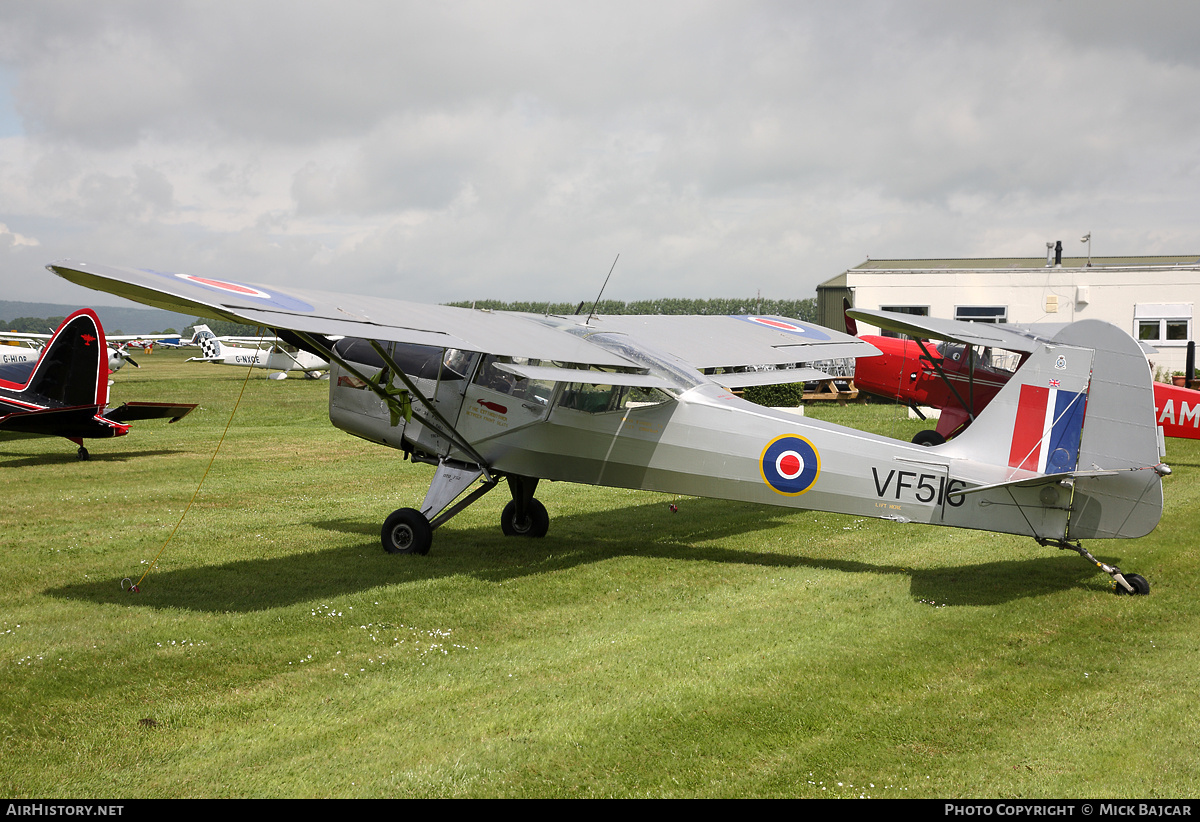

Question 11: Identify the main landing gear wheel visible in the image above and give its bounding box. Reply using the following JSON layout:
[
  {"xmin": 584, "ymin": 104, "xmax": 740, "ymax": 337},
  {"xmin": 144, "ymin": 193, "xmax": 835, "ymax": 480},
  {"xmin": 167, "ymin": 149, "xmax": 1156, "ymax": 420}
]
[
  {"xmin": 501, "ymin": 498, "xmax": 549, "ymax": 538},
  {"xmin": 1115, "ymin": 573, "xmax": 1150, "ymax": 596},
  {"xmin": 912, "ymin": 430, "xmax": 945, "ymax": 447},
  {"xmin": 381, "ymin": 508, "xmax": 432, "ymax": 555},
  {"xmin": 76, "ymin": 445, "xmax": 89, "ymax": 461}
]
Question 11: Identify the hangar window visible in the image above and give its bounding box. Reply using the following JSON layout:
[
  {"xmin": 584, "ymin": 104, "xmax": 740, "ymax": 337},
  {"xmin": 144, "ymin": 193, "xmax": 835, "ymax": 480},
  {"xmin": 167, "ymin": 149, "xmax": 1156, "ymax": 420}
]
[
  {"xmin": 955, "ymin": 306, "xmax": 1007, "ymax": 324},
  {"xmin": 878, "ymin": 305, "xmax": 928, "ymax": 339},
  {"xmin": 1135, "ymin": 304, "xmax": 1193, "ymax": 345}
]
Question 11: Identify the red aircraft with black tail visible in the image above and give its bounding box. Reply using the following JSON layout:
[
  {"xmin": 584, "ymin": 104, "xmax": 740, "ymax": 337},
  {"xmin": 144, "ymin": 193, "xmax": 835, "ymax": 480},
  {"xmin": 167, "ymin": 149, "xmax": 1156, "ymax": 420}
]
[{"xmin": 0, "ymin": 309, "xmax": 196, "ymax": 459}]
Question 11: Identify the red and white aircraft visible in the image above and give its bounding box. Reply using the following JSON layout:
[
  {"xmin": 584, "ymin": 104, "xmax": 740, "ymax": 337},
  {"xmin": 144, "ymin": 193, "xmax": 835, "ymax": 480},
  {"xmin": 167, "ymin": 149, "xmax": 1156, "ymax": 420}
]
[
  {"xmin": 0, "ymin": 309, "xmax": 196, "ymax": 459},
  {"xmin": 847, "ymin": 305, "xmax": 1200, "ymax": 444}
]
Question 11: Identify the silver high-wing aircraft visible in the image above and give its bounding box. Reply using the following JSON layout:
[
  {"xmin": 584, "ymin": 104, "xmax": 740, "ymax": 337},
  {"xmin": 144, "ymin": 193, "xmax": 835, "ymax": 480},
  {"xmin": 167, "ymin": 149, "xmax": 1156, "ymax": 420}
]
[{"xmin": 48, "ymin": 260, "xmax": 1168, "ymax": 594}]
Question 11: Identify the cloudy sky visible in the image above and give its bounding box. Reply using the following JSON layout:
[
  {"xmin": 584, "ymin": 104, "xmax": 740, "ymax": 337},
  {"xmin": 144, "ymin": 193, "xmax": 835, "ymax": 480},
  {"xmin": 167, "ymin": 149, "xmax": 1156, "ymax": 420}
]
[{"xmin": 2, "ymin": 0, "xmax": 1199, "ymax": 309}]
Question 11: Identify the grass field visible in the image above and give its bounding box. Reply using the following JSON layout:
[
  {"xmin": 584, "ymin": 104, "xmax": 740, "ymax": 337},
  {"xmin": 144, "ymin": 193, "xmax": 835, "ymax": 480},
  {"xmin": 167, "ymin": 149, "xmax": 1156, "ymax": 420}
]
[{"xmin": 2, "ymin": 349, "xmax": 1198, "ymax": 798}]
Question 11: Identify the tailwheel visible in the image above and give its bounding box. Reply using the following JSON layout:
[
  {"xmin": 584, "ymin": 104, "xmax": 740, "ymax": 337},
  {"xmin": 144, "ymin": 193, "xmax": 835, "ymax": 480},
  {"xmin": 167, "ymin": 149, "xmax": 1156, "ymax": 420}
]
[
  {"xmin": 1038, "ymin": 537, "xmax": 1151, "ymax": 596},
  {"xmin": 77, "ymin": 445, "xmax": 89, "ymax": 461},
  {"xmin": 1114, "ymin": 573, "xmax": 1150, "ymax": 596},
  {"xmin": 381, "ymin": 508, "xmax": 432, "ymax": 555},
  {"xmin": 501, "ymin": 498, "xmax": 549, "ymax": 538}
]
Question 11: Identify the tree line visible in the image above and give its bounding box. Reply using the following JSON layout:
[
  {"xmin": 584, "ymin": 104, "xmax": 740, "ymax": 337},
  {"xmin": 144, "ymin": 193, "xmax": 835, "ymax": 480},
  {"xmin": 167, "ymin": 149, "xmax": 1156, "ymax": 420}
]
[{"xmin": 2, "ymin": 316, "xmax": 70, "ymax": 333}]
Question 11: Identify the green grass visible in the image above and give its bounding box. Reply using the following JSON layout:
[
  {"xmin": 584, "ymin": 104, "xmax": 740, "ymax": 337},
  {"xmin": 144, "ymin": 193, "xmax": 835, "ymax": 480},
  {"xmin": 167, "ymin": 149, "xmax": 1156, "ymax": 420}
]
[{"xmin": 2, "ymin": 351, "xmax": 1198, "ymax": 798}]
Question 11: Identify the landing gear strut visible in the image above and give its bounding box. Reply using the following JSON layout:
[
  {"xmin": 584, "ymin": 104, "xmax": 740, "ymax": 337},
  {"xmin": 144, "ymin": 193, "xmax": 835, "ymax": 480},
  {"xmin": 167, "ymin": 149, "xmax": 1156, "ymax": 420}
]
[
  {"xmin": 378, "ymin": 469, "xmax": 549, "ymax": 555},
  {"xmin": 1039, "ymin": 538, "xmax": 1150, "ymax": 595}
]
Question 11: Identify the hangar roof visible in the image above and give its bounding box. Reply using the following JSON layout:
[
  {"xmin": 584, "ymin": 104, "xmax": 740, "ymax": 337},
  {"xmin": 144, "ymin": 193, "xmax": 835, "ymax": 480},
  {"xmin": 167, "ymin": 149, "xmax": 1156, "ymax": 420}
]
[{"xmin": 849, "ymin": 255, "xmax": 1200, "ymax": 270}]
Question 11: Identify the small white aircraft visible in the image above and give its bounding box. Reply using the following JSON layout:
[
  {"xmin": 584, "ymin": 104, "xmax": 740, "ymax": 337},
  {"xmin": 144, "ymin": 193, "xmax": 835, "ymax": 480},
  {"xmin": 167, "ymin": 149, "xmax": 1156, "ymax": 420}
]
[
  {"xmin": 0, "ymin": 336, "xmax": 41, "ymax": 368},
  {"xmin": 47, "ymin": 260, "xmax": 1169, "ymax": 594},
  {"xmin": 0, "ymin": 327, "xmax": 175, "ymax": 374},
  {"xmin": 183, "ymin": 325, "xmax": 329, "ymax": 379}
]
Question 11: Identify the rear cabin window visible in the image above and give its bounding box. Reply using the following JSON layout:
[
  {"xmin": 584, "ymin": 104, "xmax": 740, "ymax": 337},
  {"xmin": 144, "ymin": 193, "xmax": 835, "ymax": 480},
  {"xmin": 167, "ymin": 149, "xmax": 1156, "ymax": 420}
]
[{"xmin": 557, "ymin": 383, "xmax": 672, "ymax": 413}]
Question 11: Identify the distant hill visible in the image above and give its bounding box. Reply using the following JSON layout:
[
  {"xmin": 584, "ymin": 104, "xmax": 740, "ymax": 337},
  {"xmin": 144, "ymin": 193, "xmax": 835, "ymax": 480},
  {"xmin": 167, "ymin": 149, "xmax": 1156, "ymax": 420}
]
[{"xmin": 0, "ymin": 300, "xmax": 197, "ymax": 335}]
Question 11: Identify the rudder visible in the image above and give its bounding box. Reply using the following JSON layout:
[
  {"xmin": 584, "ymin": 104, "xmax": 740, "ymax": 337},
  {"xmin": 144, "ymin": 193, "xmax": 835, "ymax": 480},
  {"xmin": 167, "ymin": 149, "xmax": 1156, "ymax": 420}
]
[
  {"xmin": 24, "ymin": 309, "xmax": 109, "ymax": 408},
  {"xmin": 1054, "ymin": 320, "xmax": 1163, "ymax": 539}
]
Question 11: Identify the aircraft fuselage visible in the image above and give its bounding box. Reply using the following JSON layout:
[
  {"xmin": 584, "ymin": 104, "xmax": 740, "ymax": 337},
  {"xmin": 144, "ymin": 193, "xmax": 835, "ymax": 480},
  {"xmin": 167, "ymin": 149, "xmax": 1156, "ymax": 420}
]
[{"xmin": 327, "ymin": 330, "xmax": 1156, "ymax": 544}]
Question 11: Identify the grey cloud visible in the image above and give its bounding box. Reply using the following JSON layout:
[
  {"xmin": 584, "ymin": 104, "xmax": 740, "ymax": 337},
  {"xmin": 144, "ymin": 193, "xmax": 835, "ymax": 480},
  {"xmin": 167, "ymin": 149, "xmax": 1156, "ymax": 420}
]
[{"xmin": 3, "ymin": 1, "xmax": 1200, "ymax": 307}]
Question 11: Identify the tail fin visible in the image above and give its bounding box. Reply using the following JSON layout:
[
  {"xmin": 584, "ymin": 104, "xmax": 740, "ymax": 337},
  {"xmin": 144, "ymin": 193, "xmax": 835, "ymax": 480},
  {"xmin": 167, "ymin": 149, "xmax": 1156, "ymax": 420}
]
[
  {"xmin": 842, "ymin": 297, "xmax": 857, "ymax": 336},
  {"xmin": 943, "ymin": 319, "xmax": 1162, "ymax": 539},
  {"xmin": 184, "ymin": 325, "xmax": 213, "ymax": 344},
  {"xmin": 23, "ymin": 309, "xmax": 109, "ymax": 407},
  {"xmin": 198, "ymin": 333, "xmax": 222, "ymax": 359}
]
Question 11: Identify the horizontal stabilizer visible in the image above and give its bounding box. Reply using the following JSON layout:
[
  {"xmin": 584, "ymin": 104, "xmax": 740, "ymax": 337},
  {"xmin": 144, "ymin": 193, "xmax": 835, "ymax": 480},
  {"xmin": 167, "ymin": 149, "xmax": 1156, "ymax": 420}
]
[
  {"xmin": 106, "ymin": 402, "xmax": 198, "ymax": 424},
  {"xmin": 0, "ymin": 405, "xmax": 124, "ymax": 439}
]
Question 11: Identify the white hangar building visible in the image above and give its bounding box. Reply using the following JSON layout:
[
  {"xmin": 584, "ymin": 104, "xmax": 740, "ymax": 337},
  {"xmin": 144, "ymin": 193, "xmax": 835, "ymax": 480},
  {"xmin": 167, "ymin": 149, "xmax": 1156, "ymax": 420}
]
[{"xmin": 816, "ymin": 249, "xmax": 1200, "ymax": 376}]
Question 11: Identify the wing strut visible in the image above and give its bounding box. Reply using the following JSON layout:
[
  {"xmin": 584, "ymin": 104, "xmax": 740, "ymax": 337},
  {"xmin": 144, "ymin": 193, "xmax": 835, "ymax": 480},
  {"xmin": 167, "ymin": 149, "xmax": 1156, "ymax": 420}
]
[
  {"xmin": 289, "ymin": 330, "xmax": 492, "ymax": 474},
  {"xmin": 915, "ymin": 339, "xmax": 976, "ymax": 424}
]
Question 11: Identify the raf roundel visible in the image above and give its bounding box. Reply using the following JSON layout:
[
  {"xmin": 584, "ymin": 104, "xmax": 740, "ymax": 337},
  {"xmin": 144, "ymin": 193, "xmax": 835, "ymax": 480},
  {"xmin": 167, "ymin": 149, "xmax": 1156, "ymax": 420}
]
[
  {"xmin": 731, "ymin": 315, "xmax": 831, "ymax": 341},
  {"xmin": 175, "ymin": 274, "xmax": 272, "ymax": 299},
  {"xmin": 759, "ymin": 434, "xmax": 821, "ymax": 496},
  {"xmin": 145, "ymin": 269, "xmax": 315, "ymax": 313}
]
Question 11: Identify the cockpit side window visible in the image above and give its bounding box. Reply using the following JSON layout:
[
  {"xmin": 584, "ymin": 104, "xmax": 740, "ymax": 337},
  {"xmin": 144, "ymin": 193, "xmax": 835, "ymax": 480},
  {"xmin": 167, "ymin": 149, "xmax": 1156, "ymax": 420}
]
[
  {"xmin": 473, "ymin": 355, "xmax": 516, "ymax": 393},
  {"xmin": 471, "ymin": 355, "xmax": 557, "ymax": 405}
]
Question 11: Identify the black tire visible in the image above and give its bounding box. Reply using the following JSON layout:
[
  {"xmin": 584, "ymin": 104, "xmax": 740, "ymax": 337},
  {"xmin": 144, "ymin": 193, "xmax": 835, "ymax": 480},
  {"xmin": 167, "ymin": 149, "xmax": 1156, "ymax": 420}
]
[
  {"xmin": 381, "ymin": 508, "xmax": 432, "ymax": 555},
  {"xmin": 501, "ymin": 498, "xmax": 549, "ymax": 538},
  {"xmin": 1115, "ymin": 573, "xmax": 1150, "ymax": 596},
  {"xmin": 912, "ymin": 430, "xmax": 945, "ymax": 447},
  {"xmin": 77, "ymin": 446, "xmax": 89, "ymax": 461}
]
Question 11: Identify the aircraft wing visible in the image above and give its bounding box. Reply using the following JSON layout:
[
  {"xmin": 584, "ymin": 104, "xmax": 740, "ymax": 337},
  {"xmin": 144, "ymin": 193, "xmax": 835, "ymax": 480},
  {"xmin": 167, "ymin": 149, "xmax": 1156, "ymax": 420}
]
[
  {"xmin": 106, "ymin": 334, "xmax": 178, "ymax": 342},
  {"xmin": 845, "ymin": 308, "xmax": 1053, "ymax": 352},
  {"xmin": 105, "ymin": 402, "xmax": 198, "ymax": 424},
  {"xmin": 0, "ymin": 331, "xmax": 50, "ymax": 343},
  {"xmin": 493, "ymin": 362, "xmax": 677, "ymax": 388},
  {"xmin": 48, "ymin": 260, "xmax": 877, "ymax": 379},
  {"xmin": 48, "ymin": 260, "xmax": 636, "ymax": 368},
  {"xmin": 0, "ymin": 331, "xmax": 173, "ymax": 344},
  {"xmin": 847, "ymin": 307, "xmax": 1158, "ymax": 357},
  {"xmin": 579, "ymin": 314, "xmax": 876, "ymax": 369},
  {"xmin": 215, "ymin": 336, "xmax": 284, "ymax": 345}
]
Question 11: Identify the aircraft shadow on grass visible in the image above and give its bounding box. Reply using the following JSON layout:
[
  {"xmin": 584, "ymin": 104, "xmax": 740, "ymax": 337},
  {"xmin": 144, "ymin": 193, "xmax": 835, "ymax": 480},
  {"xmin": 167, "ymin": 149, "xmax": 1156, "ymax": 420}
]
[
  {"xmin": 45, "ymin": 497, "xmax": 1118, "ymax": 612},
  {"xmin": 1, "ymin": 447, "xmax": 193, "ymax": 467}
]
